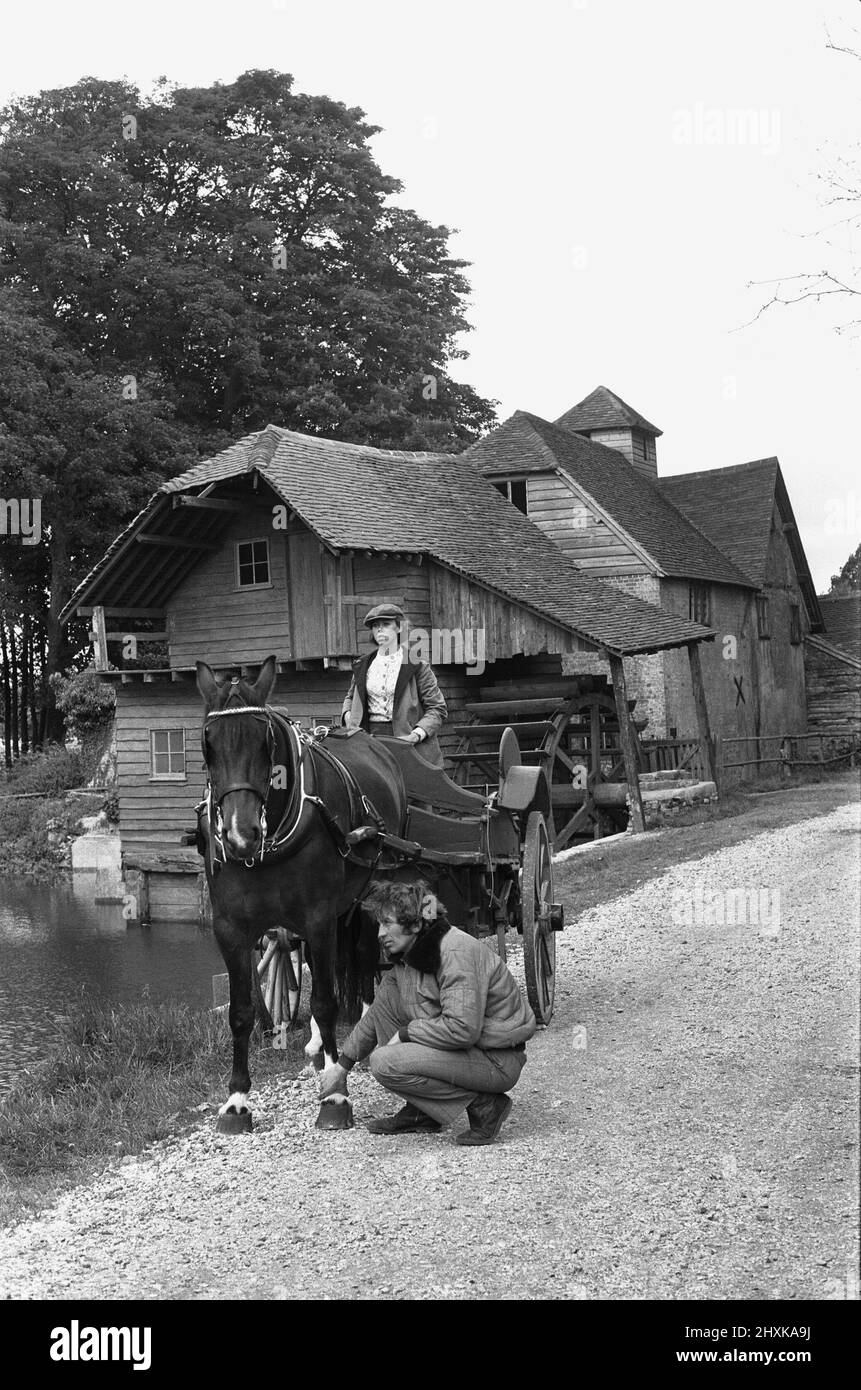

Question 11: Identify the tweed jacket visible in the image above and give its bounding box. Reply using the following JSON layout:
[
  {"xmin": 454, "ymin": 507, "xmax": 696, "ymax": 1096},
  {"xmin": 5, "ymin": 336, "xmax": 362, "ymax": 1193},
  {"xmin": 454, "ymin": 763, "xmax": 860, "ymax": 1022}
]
[
  {"xmin": 341, "ymin": 647, "xmax": 447, "ymax": 768},
  {"xmin": 339, "ymin": 922, "xmax": 537, "ymax": 1064}
]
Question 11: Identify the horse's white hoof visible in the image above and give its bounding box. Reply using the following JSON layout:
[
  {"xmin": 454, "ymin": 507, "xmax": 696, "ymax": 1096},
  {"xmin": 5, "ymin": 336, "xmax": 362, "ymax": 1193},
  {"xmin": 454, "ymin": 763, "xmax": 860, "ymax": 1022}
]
[{"xmin": 217, "ymin": 1092, "xmax": 252, "ymax": 1133}]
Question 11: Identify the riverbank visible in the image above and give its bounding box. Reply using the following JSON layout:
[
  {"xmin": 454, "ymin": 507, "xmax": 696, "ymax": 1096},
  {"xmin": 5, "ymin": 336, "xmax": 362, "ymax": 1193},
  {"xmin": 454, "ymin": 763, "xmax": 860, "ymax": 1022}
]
[
  {"xmin": 0, "ymin": 744, "xmax": 115, "ymax": 880},
  {"xmin": 0, "ymin": 994, "xmax": 304, "ymax": 1228}
]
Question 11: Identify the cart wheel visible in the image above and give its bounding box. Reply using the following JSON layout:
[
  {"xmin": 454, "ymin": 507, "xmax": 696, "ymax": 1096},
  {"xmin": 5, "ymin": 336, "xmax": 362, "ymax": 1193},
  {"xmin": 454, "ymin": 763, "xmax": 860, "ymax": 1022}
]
[
  {"xmin": 254, "ymin": 932, "xmax": 303, "ymax": 1030},
  {"xmin": 521, "ymin": 811, "xmax": 556, "ymax": 1024}
]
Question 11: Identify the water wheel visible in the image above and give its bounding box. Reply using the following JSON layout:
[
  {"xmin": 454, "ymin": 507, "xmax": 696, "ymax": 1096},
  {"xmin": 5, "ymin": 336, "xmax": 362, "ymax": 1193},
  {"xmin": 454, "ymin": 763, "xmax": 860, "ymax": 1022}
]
[{"xmin": 450, "ymin": 677, "xmax": 642, "ymax": 850}]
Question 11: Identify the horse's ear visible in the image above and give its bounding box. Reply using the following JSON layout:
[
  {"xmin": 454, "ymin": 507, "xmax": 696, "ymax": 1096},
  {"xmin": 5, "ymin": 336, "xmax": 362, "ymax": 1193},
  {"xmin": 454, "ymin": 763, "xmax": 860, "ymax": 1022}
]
[
  {"xmin": 250, "ymin": 654, "xmax": 277, "ymax": 705},
  {"xmin": 196, "ymin": 660, "xmax": 219, "ymax": 706}
]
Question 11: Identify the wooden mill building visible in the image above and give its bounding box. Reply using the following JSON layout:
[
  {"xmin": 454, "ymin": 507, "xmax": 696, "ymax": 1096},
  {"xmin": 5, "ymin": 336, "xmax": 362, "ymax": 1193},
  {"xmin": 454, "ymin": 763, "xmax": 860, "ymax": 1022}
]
[
  {"xmin": 62, "ymin": 424, "xmax": 714, "ymax": 920},
  {"xmin": 467, "ymin": 386, "xmax": 823, "ymax": 775}
]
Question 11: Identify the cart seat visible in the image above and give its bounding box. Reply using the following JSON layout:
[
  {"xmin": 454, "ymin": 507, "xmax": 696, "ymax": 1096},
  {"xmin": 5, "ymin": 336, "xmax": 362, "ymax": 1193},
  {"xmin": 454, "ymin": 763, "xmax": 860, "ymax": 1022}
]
[{"xmin": 376, "ymin": 736, "xmax": 490, "ymax": 812}]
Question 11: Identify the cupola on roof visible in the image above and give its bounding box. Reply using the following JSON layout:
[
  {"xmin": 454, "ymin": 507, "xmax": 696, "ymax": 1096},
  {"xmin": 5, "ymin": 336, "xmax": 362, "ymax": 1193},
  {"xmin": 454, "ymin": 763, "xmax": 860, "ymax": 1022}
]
[{"xmin": 555, "ymin": 385, "xmax": 662, "ymax": 438}]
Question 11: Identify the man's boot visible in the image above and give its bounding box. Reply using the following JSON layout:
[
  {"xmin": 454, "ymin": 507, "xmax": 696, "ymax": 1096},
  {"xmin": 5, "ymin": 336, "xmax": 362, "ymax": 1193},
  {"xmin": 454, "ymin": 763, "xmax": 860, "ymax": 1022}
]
[
  {"xmin": 456, "ymin": 1092, "xmax": 513, "ymax": 1146},
  {"xmin": 366, "ymin": 1103, "xmax": 441, "ymax": 1135}
]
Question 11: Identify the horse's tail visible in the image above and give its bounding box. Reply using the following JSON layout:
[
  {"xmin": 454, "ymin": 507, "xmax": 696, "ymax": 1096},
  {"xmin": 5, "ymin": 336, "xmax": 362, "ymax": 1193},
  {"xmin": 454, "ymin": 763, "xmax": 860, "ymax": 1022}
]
[{"xmin": 335, "ymin": 900, "xmax": 377, "ymax": 1024}]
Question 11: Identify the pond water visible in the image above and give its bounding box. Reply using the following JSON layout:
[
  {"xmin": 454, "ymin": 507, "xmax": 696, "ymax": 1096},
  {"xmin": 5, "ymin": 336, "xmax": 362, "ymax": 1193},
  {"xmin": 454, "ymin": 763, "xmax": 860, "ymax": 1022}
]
[{"xmin": 0, "ymin": 877, "xmax": 223, "ymax": 1095}]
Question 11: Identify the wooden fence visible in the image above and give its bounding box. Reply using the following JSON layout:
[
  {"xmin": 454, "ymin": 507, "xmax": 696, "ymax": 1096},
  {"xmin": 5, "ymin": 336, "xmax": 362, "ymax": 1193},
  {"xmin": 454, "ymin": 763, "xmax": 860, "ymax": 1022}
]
[
  {"xmin": 718, "ymin": 730, "xmax": 860, "ymax": 777},
  {"xmin": 638, "ymin": 737, "xmax": 710, "ymax": 781},
  {"xmin": 639, "ymin": 730, "xmax": 859, "ymax": 783}
]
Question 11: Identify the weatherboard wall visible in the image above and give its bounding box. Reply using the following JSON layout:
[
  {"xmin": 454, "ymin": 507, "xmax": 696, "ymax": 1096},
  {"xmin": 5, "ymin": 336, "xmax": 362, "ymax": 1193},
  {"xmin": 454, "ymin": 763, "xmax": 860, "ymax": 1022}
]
[
  {"xmin": 524, "ymin": 473, "xmax": 652, "ymax": 577},
  {"xmin": 167, "ymin": 513, "xmax": 293, "ymax": 668}
]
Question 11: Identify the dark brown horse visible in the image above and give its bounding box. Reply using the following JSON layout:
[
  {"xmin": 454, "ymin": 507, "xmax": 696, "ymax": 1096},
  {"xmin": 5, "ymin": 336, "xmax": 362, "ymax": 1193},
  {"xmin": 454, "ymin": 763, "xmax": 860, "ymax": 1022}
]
[{"xmin": 196, "ymin": 656, "xmax": 407, "ymax": 1132}]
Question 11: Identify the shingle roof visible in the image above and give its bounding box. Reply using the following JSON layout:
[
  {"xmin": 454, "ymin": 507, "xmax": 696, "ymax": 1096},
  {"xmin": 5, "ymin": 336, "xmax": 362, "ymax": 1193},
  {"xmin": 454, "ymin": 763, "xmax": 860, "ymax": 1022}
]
[
  {"xmin": 660, "ymin": 459, "xmax": 822, "ymax": 628},
  {"xmin": 62, "ymin": 424, "xmax": 714, "ymax": 656},
  {"xmin": 465, "ymin": 412, "xmax": 754, "ymax": 588},
  {"xmin": 659, "ymin": 460, "xmax": 779, "ymax": 587},
  {"xmin": 817, "ymin": 595, "xmax": 861, "ymax": 661},
  {"xmin": 555, "ymin": 385, "xmax": 662, "ymax": 436}
]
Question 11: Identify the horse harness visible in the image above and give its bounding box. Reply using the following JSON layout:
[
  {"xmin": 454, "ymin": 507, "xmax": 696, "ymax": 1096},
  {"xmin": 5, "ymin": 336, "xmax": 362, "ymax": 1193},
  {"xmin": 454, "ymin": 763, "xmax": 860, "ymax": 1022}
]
[{"xmin": 200, "ymin": 701, "xmax": 389, "ymax": 871}]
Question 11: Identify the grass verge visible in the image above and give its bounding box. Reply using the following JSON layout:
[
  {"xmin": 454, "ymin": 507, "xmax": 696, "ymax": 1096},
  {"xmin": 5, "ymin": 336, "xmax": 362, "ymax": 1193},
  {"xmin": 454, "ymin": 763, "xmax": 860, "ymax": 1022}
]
[{"xmin": 0, "ymin": 992, "xmax": 306, "ymax": 1229}]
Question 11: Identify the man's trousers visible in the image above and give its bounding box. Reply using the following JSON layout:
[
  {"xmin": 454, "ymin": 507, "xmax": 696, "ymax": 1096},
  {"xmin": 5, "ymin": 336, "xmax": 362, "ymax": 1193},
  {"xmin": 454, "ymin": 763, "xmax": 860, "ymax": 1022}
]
[{"xmin": 361, "ymin": 989, "xmax": 527, "ymax": 1128}]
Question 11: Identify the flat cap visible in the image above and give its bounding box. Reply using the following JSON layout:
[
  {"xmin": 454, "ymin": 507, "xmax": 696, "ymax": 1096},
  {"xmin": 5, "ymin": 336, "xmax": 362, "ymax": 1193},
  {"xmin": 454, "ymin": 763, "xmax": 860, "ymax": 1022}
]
[{"xmin": 363, "ymin": 603, "xmax": 406, "ymax": 628}]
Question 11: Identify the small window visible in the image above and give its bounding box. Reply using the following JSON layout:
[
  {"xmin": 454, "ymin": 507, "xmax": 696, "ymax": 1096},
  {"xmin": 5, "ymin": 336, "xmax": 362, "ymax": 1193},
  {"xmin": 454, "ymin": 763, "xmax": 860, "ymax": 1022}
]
[
  {"xmin": 236, "ymin": 538, "xmax": 271, "ymax": 588},
  {"xmin": 151, "ymin": 729, "xmax": 186, "ymax": 779},
  {"xmin": 790, "ymin": 604, "xmax": 801, "ymax": 645},
  {"xmin": 756, "ymin": 595, "xmax": 770, "ymax": 639},
  {"xmin": 492, "ymin": 479, "xmax": 529, "ymax": 514},
  {"xmin": 510, "ymin": 479, "xmax": 528, "ymax": 514},
  {"xmin": 689, "ymin": 582, "xmax": 711, "ymax": 626}
]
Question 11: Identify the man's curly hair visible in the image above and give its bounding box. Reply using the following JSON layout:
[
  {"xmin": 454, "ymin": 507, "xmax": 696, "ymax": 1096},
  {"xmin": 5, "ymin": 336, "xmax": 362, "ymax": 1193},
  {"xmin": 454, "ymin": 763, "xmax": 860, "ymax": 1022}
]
[{"xmin": 362, "ymin": 879, "xmax": 449, "ymax": 932}]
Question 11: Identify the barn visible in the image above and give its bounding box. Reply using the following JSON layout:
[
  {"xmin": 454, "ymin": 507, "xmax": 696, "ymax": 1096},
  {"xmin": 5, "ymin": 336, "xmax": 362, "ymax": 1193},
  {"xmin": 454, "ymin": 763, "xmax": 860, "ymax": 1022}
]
[
  {"xmin": 61, "ymin": 424, "xmax": 715, "ymax": 920},
  {"xmin": 468, "ymin": 386, "xmax": 823, "ymax": 779}
]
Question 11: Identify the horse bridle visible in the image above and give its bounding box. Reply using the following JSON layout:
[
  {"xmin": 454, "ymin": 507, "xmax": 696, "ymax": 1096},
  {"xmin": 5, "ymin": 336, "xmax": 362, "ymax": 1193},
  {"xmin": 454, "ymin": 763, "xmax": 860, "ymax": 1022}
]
[{"xmin": 202, "ymin": 702, "xmax": 308, "ymax": 866}]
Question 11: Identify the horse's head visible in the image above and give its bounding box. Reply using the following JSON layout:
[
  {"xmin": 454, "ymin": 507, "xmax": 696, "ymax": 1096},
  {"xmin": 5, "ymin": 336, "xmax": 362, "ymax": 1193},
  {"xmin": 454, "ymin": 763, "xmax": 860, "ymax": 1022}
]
[{"xmin": 197, "ymin": 655, "xmax": 278, "ymax": 862}]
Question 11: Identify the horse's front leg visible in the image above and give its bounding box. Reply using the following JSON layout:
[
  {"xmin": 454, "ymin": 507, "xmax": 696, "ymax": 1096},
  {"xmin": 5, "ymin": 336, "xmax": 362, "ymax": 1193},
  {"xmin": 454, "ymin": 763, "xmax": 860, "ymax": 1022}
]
[
  {"xmin": 215, "ymin": 922, "xmax": 255, "ymax": 1134},
  {"xmin": 308, "ymin": 929, "xmax": 354, "ymax": 1132}
]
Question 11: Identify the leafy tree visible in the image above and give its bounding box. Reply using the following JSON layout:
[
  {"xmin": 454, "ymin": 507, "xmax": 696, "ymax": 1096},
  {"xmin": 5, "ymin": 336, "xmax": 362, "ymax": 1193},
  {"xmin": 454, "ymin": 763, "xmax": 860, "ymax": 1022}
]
[
  {"xmin": 828, "ymin": 542, "xmax": 861, "ymax": 596},
  {"xmin": 0, "ymin": 288, "xmax": 196, "ymax": 736},
  {"xmin": 0, "ymin": 70, "xmax": 495, "ymax": 744},
  {"xmin": 49, "ymin": 668, "xmax": 116, "ymax": 737},
  {"xmin": 0, "ymin": 70, "xmax": 495, "ymax": 447}
]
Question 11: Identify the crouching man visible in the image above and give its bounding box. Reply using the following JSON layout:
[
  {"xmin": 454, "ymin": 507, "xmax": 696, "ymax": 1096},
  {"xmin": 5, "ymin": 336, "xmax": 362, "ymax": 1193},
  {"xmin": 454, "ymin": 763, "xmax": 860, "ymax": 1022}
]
[{"xmin": 319, "ymin": 881, "xmax": 536, "ymax": 1146}]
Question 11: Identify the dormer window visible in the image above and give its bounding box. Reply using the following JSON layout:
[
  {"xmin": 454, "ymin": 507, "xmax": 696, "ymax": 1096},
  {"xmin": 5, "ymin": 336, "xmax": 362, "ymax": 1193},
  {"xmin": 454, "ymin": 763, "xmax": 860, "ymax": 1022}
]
[
  {"xmin": 493, "ymin": 479, "xmax": 529, "ymax": 514},
  {"xmin": 236, "ymin": 538, "xmax": 271, "ymax": 589}
]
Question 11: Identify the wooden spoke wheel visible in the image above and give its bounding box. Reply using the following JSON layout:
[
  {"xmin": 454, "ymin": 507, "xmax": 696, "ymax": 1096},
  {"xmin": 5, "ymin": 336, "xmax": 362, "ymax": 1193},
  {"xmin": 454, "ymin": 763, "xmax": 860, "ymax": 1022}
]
[
  {"xmin": 253, "ymin": 930, "xmax": 303, "ymax": 1032},
  {"xmin": 521, "ymin": 811, "xmax": 557, "ymax": 1024}
]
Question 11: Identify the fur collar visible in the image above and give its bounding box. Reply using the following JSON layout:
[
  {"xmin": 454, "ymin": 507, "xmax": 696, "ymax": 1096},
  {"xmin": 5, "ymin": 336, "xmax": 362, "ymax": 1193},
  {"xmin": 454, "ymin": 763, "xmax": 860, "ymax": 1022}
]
[{"xmin": 403, "ymin": 918, "xmax": 451, "ymax": 975}]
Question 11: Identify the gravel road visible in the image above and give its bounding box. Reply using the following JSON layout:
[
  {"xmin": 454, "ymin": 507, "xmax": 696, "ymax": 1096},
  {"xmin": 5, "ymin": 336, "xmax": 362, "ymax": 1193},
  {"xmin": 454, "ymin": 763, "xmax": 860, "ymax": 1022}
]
[{"xmin": 1, "ymin": 799, "xmax": 858, "ymax": 1301}]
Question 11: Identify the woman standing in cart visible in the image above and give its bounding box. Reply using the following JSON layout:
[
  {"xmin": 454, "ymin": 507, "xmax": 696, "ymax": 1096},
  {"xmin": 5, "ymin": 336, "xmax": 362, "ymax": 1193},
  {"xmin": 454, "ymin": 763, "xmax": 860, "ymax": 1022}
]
[{"xmin": 341, "ymin": 603, "xmax": 447, "ymax": 766}]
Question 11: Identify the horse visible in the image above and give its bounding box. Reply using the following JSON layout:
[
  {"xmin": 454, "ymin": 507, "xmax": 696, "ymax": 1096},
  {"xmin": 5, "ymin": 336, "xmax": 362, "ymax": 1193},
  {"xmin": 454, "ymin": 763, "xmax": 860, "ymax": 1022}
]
[{"xmin": 195, "ymin": 655, "xmax": 408, "ymax": 1132}]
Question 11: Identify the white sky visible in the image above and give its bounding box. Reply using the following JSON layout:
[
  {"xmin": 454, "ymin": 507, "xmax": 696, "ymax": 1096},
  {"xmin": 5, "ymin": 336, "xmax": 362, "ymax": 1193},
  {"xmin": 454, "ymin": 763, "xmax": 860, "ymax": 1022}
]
[{"xmin": 2, "ymin": 0, "xmax": 858, "ymax": 591}]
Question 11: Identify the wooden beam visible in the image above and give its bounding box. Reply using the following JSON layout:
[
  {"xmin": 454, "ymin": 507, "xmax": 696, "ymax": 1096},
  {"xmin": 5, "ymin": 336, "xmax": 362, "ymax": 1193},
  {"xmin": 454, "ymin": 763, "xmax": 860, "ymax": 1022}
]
[
  {"xmin": 323, "ymin": 594, "xmax": 406, "ymax": 607},
  {"xmin": 90, "ymin": 605, "xmax": 108, "ymax": 671},
  {"xmin": 687, "ymin": 642, "xmax": 718, "ymax": 788},
  {"xmin": 172, "ymin": 496, "xmax": 249, "ymax": 513},
  {"xmin": 135, "ymin": 534, "xmax": 220, "ymax": 551},
  {"xmin": 78, "ymin": 606, "xmax": 165, "ymax": 618},
  {"xmin": 608, "ymin": 654, "xmax": 645, "ymax": 834}
]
